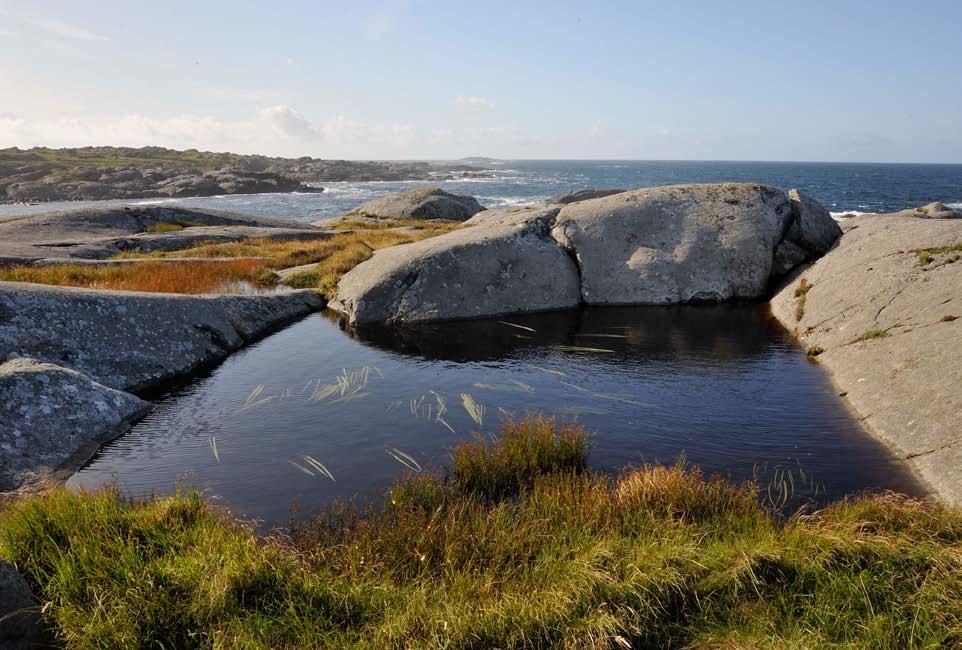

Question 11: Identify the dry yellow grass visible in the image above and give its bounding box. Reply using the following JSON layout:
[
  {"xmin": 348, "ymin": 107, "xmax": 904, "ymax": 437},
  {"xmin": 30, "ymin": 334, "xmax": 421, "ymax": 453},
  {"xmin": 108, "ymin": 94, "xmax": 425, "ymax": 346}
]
[
  {"xmin": 0, "ymin": 259, "xmax": 274, "ymax": 294},
  {"xmin": 1, "ymin": 219, "xmax": 462, "ymax": 296}
]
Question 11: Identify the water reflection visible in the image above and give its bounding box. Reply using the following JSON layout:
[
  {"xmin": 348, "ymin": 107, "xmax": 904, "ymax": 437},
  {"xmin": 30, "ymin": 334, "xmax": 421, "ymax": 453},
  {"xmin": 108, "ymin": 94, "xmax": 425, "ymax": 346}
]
[{"xmin": 70, "ymin": 305, "xmax": 922, "ymax": 525}]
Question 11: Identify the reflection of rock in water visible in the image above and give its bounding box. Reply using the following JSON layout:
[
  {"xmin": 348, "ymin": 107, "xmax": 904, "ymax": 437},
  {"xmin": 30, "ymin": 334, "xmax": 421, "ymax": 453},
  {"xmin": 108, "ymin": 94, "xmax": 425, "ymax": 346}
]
[{"xmin": 331, "ymin": 303, "xmax": 786, "ymax": 363}]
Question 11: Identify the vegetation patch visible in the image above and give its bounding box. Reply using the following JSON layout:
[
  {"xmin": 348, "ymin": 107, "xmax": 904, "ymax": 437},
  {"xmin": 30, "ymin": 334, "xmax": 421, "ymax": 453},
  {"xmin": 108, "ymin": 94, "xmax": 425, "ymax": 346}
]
[
  {"xmin": 853, "ymin": 328, "xmax": 890, "ymax": 343},
  {"xmin": 0, "ymin": 259, "xmax": 276, "ymax": 294},
  {"xmin": 143, "ymin": 219, "xmax": 202, "ymax": 233},
  {"xmin": 913, "ymin": 242, "xmax": 962, "ymax": 267},
  {"xmin": 1, "ymin": 220, "xmax": 460, "ymax": 297},
  {"xmin": 3, "ymin": 415, "xmax": 961, "ymax": 648},
  {"xmin": 805, "ymin": 344, "xmax": 825, "ymax": 357},
  {"xmin": 793, "ymin": 277, "xmax": 812, "ymax": 322}
]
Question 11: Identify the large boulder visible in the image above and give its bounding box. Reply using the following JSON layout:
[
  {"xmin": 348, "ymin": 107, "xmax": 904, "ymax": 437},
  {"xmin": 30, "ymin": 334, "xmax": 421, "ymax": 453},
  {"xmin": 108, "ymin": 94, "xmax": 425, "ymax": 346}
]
[
  {"xmin": 346, "ymin": 188, "xmax": 485, "ymax": 221},
  {"xmin": 0, "ymin": 283, "xmax": 324, "ymax": 392},
  {"xmin": 0, "ymin": 559, "xmax": 42, "ymax": 648},
  {"xmin": 785, "ymin": 188, "xmax": 843, "ymax": 255},
  {"xmin": 0, "ymin": 358, "xmax": 150, "ymax": 491},
  {"xmin": 330, "ymin": 205, "xmax": 580, "ymax": 325},
  {"xmin": 551, "ymin": 183, "xmax": 794, "ymax": 304},
  {"xmin": 883, "ymin": 202, "xmax": 961, "ymax": 220},
  {"xmin": 545, "ymin": 188, "xmax": 627, "ymax": 205},
  {"xmin": 770, "ymin": 215, "xmax": 962, "ymax": 505}
]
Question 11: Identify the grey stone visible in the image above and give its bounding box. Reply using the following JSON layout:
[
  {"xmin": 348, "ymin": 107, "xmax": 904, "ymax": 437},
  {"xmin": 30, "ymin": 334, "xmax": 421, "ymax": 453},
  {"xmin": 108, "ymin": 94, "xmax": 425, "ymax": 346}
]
[
  {"xmin": 0, "ymin": 206, "xmax": 328, "ymax": 263},
  {"xmin": 770, "ymin": 214, "xmax": 962, "ymax": 505},
  {"xmin": 551, "ymin": 183, "xmax": 794, "ymax": 305},
  {"xmin": 330, "ymin": 205, "xmax": 580, "ymax": 325},
  {"xmin": 545, "ymin": 188, "xmax": 627, "ymax": 205},
  {"xmin": 346, "ymin": 188, "xmax": 485, "ymax": 221},
  {"xmin": 0, "ymin": 358, "xmax": 150, "ymax": 490},
  {"xmin": 0, "ymin": 282, "xmax": 324, "ymax": 393},
  {"xmin": 883, "ymin": 202, "xmax": 961, "ymax": 220},
  {"xmin": 0, "ymin": 559, "xmax": 41, "ymax": 647},
  {"xmin": 786, "ymin": 189, "xmax": 843, "ymax": 255},
  {"xmin": 772, "ymin": 239, "xmax": 810, "ymax": 277}
]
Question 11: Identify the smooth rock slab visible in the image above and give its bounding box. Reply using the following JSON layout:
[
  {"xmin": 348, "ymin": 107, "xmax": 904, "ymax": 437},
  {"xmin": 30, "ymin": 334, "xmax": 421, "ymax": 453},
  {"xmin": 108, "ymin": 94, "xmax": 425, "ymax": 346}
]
[
  {"xmin": 331, "ymin": 205, "xmax": 580, "ymax": 324},
  {"xmin": 545, "ymin": 188, "xmax": 627, "ymax": 205},
  {"xmin": 770, "ymin": 214, "xmax": 962, "ymax": 505},
  {"xmin": 0, "ymin": 282, "xmax": 324, "ymax": 393},
  {"xmin": 551, "ymin": 183, "xmax": 794, "ymax": 304},
  {"xmin": 0, "ymin": 358, "xmax": 150, "ymax": 491},
  {"xmin": 346, "ymin": 188, "xmax": 485, "ymax": 221}
]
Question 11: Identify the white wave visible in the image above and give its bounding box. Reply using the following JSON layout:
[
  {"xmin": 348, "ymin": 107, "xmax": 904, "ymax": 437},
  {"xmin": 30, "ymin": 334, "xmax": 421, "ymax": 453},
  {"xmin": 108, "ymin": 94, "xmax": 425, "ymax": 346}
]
[
  {"xmin": 947, "ymin": 202, "xmax": 962, "ymax": 210},
  {"xmin": 829, "ymin": 210, "xmax": 868, "ymax": 221}
]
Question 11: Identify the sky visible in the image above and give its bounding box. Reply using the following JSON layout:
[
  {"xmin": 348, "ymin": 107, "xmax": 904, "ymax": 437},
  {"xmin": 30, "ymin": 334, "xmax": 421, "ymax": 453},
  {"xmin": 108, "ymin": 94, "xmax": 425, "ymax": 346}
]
[{"xmin": 1, "ymin": 0, "xmax": 961, "ymax": 162}]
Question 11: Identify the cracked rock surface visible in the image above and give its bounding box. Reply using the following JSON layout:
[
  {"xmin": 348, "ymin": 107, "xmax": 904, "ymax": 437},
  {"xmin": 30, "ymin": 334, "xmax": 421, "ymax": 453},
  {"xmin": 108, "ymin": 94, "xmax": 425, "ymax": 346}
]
[
  {"xmin": 770, "ymin": 215, "xmax": 962, "ymax": 505},
  {"xmin": 0, "ymin": 282, "xmax": 324, "ymax": 393}
]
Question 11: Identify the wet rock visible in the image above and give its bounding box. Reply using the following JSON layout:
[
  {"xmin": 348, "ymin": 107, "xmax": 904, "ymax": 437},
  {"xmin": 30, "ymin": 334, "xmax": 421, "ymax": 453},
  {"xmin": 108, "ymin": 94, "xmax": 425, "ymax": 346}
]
[
  {"xmin": 330, "ymin": 205, "xmax": 580, "ymax": 324},
  {"xmin": 0, "ymin": 358, "xmax": 150, "ymax": 491},
  {"xmin": 551, "ymin": 183, "xmax": 794, "ymax": 304},
  {"xmin": 346, "ymin": 188, "xmax": 485, "ymax": 221}
]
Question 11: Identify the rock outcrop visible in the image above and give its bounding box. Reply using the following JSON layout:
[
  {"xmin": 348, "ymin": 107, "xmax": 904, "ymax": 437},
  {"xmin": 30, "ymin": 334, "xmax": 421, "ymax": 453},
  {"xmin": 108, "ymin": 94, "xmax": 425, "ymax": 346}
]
[
  {"xmin": 0, "ymin": 358, "xmax": 150, "ymax": 490},
  {"xmin": 0, "ymin": 282, "xmax": 324, "ymax": 393},
  {"xmin": 332, "ymin": 184, "xmax": 841, "ymax": 324},
  {"xmin": 883, "ymin": 202, "xmax": 961, "ymax": 220},
  {"xmin": 545, "ymin": 188, "xmax": 627, "ymax": 205},
  {"xmin": 552, "ymin": 184, "xmax": 796, "ymax": 304},
  {"xmin": 770, "ymin": 215, "xmax": 962, "ymax": 505},
  {"xmin": 0, "ymin": 206, "xmax": 330, "ymax": 264},
  {"xmin": 0, "ymin": 559, "xmax": 42, "ymax": 649},
  {"xmin": 346, "ymin": 188, "xmax": 485, "ymax": 221},
  {"xmin": 330, "ymin": 205, "xmax": 580, "ymax": 324}
]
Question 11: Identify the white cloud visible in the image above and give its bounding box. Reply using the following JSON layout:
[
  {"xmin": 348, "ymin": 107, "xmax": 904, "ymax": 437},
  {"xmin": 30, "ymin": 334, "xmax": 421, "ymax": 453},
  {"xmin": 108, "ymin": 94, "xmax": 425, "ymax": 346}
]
[
  {"xmin": 0, "ymin": 7, "xmax": 107, "ymax": 41},
  {"xmin": 260, "ymin": 105, "xmax": 321, "ymax": 139},
  {"xmin": 456, "ymin": 95, "xmax": 495, "ymax": 112},
  {"xmin": 365, "ymin": 14, "xmax": 394, "ymax": 40}
]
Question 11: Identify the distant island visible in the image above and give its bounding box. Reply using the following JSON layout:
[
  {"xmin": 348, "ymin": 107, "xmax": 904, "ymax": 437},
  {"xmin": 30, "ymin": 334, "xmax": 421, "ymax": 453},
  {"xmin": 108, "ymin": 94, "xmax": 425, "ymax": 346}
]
[{"xmin": 0, "ymin": 146, "xmax": 493, "ymax": 203}]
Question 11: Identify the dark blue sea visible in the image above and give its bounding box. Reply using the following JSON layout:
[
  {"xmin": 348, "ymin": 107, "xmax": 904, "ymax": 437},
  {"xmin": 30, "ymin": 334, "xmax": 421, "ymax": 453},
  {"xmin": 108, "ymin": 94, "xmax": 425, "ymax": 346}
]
[{"xmin": 2, "ymin": 160, "xmax": 960, "ymax": 221}]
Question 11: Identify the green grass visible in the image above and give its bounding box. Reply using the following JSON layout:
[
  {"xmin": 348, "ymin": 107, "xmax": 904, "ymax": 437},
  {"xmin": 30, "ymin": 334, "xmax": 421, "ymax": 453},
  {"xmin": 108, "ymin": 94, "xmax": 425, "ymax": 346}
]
[
  {"xmin": 2, "ymin": 416, "xmax": 961, "ymax": 648},
  {"xmin": 805, "ymin": 344, "xmax": 825, "ymax": 357},
  {"xmin": 853, "ymin": 329, "xmax": 889, "ymax": 343},
  {"xmin": 793, "ymin": 278, "xmax": 812, "ymax": 322},
  {"xmin": 913, "ymin": 242, "xmax": 962, "ymax": 267}
]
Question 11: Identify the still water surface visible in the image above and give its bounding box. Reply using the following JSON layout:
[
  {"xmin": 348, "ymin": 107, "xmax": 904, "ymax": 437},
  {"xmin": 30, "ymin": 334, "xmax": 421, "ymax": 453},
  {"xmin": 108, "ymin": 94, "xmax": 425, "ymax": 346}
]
[{"xmin": 70, "ymin": 305, "xmax": 921, "ymax": 524}]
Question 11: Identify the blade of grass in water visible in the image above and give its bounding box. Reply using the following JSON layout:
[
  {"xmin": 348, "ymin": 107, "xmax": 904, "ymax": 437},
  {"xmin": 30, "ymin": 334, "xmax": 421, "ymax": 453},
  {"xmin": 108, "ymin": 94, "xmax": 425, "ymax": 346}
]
[
  {"xmin": 330, "ymin": 390, "xmax": 368, "ymax": 404},
  {"xmin": 461, "ymin": 393, "xmax": 484, "ymax": 428},
  {"xmin": 576, "ymin": 333, "xmax": 628, "ymax": 339},
  {"xmin": 386, "ymin": 448, "xmax": 422, "ymax": 472},
  {"xmin": 288, "ymin": 460, "xmax": 315, "ymax": 477},
  {"xmin": 497, "ymin": 320, "xmax": 536, "ymax": 333},
  {"xmin": 209, "ymin": 437, "xmax": 220, "ymax": 463},
  {"xmin": 525, "ymin": 364, "xmax": 567, "ymax": 377},
  {"xmin": 554, "ymin": 345, "xmax": 615, "ymax": 353},
  {"xmin": 302, "ymin": 455, "xmax": 335, "ymax": 481}
]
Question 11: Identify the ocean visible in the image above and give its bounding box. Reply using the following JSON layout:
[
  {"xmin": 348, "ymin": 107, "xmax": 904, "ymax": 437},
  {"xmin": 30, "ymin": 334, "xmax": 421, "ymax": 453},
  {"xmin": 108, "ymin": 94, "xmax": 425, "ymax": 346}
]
[{"xmin": 1, "ymin": 160, "xmax": 960, "ymax": 222}]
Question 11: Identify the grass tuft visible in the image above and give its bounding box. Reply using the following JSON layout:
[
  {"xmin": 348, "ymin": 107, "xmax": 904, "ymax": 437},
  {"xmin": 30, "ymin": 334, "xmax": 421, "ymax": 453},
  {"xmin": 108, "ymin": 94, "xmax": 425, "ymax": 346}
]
[
  {"xmin": 3, "ymin": 416, "xmax": 962, "ymax": 648},
  {"xmin": 853, "ymin": 329, "xmax": 889, "ymax": 343},
  {"xmin": 793, "ymin": 277, "xmax": 812, "ymax": 322}
]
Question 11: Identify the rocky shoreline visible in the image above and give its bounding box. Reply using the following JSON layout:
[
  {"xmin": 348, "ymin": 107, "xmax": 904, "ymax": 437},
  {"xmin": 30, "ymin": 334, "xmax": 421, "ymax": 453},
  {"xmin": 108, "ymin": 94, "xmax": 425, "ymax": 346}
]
[
  {"xmin": 0, "ymin": 187, "xmax": 958, "ymax": 503},
  {"xmin": 0, "ymin": 146, "xmax": 491, "ymax": 204}
]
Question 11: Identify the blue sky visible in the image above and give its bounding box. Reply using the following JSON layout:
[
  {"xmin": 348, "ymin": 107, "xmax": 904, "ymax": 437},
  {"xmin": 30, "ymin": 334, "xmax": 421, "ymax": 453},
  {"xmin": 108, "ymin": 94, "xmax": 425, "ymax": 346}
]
[{"xmin": 1, "ymin": 0, "xmax": 960, "ymax": 161}]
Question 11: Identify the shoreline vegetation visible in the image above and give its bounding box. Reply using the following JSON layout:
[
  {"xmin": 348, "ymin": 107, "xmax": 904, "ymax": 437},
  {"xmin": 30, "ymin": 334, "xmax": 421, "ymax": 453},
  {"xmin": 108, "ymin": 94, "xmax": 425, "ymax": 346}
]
[
  {"xmin": 2, "ymin": 416, "xmax": 960, "ymax": 648},
  {"xmin": 0, "ymin": 218, "xmax": 461, "ymax": 297},
  {"xmin": 0, "ymin": 146, "xmax": 491, "ymax": 204}
]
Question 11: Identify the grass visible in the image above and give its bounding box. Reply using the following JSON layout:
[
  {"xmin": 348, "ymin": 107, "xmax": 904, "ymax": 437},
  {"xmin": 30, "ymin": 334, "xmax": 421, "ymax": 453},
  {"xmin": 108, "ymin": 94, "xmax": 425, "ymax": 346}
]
[
  {"xmin": 793, "ymin": 278, "xmax": 812, "ymax": 322},
  {"xmin": 913, "ymin": 242, "xmax": 962, "ymax": 267},
  {"xmin": 853, "ymin": 329, "xmax": 890, "ymax": 343},
  {"xmin": 143, "ymin": 219, "xmax": 202, "ymax": 233},
  {"xmin": 2, "ymin": 415, "xmax": 962, "ymax": 648},
  {"xmin": 0, "ymin": 260, "xmax": 276, "ymax": 294},
  {"xmin": 805, "ymin": 344, "xmax": 825, "ymax": 357},
  {"xmin": 0, "ymin": 220, "xmax": 460, "ymax": 297}
]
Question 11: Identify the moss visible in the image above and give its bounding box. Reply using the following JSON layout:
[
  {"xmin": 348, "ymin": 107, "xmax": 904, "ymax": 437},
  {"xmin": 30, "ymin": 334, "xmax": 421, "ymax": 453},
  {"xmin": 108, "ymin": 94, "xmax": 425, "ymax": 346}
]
[
  {"xmin": 913, "ymin": 242, "xmax": 962, "ymax": 267},
  {"xmin": 793, "ymin": 278, "xmax": 812, "ymax": 322},
  {"xmin": 805, "ymin": 344, "xmax": 825, "ymax": 357}
]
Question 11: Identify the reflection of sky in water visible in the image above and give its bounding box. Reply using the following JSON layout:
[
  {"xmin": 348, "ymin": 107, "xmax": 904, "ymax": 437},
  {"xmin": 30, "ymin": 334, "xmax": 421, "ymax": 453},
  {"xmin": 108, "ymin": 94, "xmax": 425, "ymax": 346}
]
[{"xmin": 70, "ymin": 305, "xmax": 922, "ymax": 525}]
